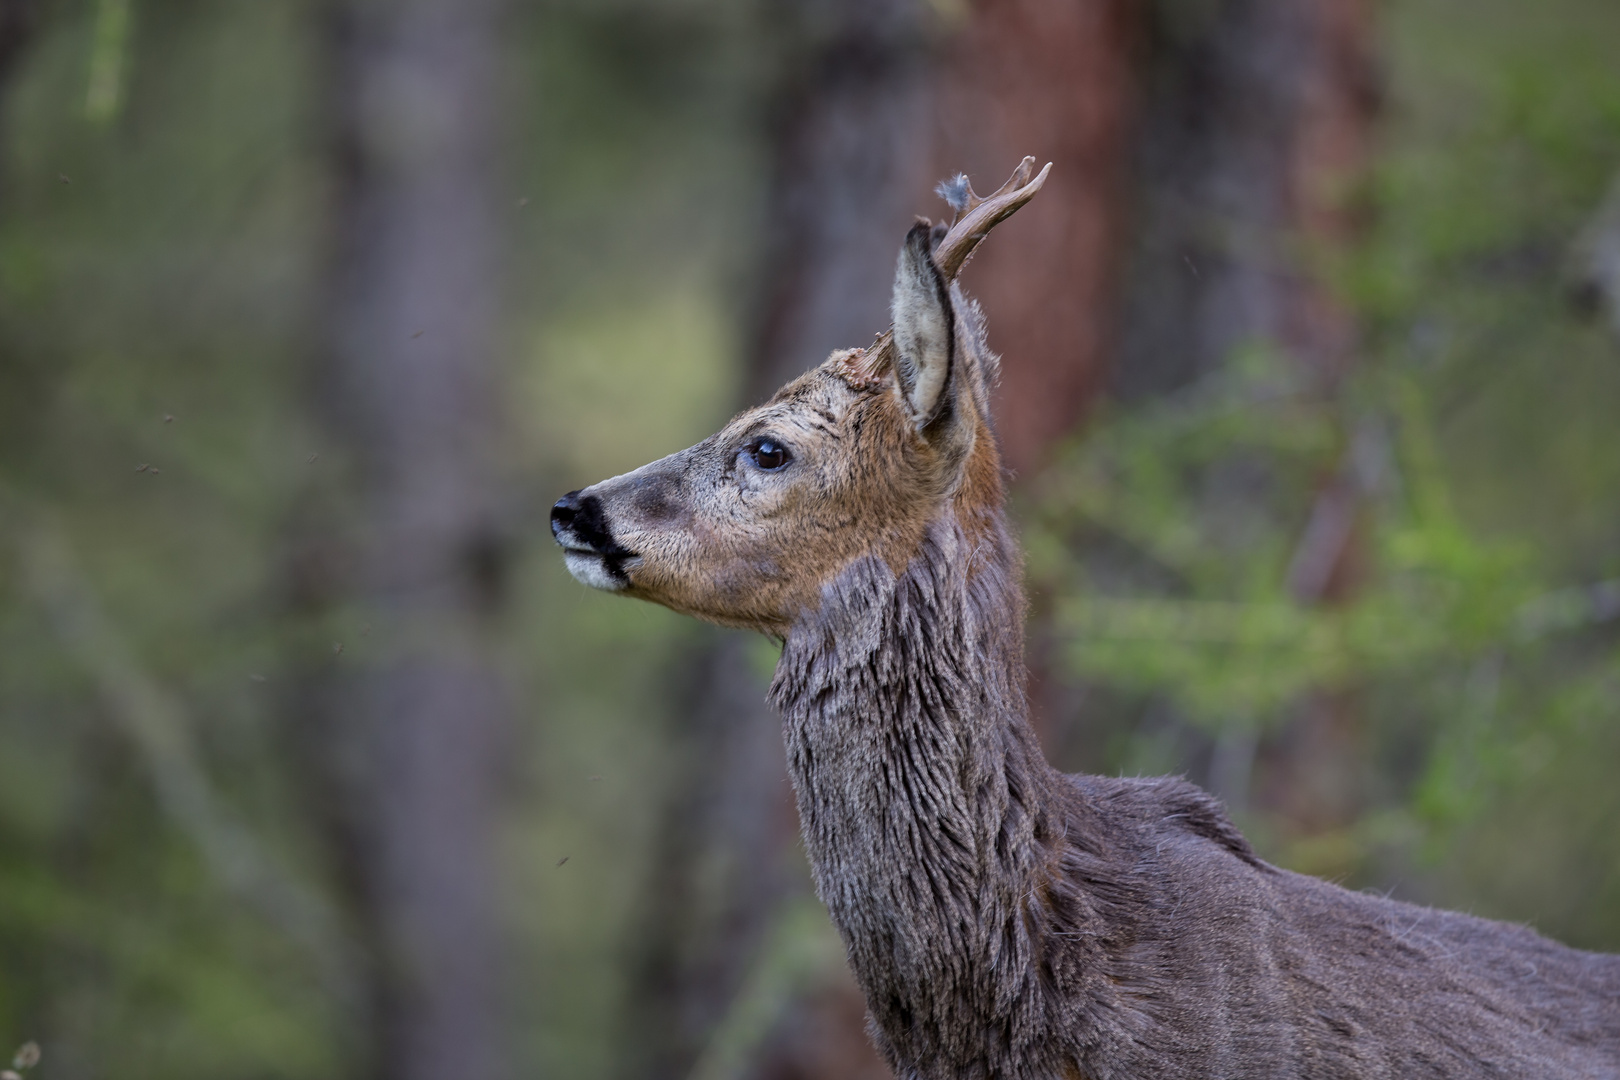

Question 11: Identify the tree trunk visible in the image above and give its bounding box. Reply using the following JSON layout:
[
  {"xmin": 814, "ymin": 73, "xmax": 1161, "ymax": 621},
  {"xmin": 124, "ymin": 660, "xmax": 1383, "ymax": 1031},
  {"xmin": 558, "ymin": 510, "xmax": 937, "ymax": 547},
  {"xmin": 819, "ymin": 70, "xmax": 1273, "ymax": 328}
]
[
  {"xmin": 1113, "ymin": 0, "xmax": 1373, "ymax": 401},
  {"xmin": 0, "ymin": 0, "xmax": 37, "ymax": 446},
  {"xmin": 1104, "ymin": 0, "xmax": 1378, "ymax": 841},
  {"xmin": 291, "ymin": 2, "xmax": 512, "ymax": 1078},
  {"xmin": 0, "ymin": 0, "xmax": 31, "ymax": 89},
  {"xmin": 935, "ymin": 0, "xmax": 1137, "ymax": 480},
  {"xmin": 623, "ymin": 631, "xmax": 798, "ymax": 1080},
  {"xmin": 746, "ymin": 0, "xmax": 941, "ymax": 404}
]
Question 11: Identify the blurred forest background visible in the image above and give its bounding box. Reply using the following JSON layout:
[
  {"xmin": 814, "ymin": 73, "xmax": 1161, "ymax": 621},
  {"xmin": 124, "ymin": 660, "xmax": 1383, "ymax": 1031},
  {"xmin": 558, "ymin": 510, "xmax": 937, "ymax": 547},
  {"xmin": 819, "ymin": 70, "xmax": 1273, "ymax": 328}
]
[{"xmin": 0, "ymin": 0, "xmax": 1617, "ymax": 1077}]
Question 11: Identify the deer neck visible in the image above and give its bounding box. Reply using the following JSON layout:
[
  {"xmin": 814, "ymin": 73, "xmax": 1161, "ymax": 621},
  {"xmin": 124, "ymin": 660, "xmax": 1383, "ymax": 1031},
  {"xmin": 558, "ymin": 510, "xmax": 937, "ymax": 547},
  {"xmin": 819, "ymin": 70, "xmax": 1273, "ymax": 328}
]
[{"xmin": 769, "ymin": 499, "xmax": 1065, "ymax": 1036}]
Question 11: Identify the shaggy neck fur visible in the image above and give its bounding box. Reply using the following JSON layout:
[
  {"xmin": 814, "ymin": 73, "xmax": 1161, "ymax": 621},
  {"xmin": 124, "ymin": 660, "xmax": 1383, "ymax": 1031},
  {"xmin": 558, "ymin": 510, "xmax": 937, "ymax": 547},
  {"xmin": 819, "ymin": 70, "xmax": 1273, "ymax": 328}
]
[
  {"xmin": 768, "ymin": 492, "xmax": 1620, "ymax": 1080},
  {"xmin": 770, "ymin": 500, "xmax": 1073, "ymax": 1075}
]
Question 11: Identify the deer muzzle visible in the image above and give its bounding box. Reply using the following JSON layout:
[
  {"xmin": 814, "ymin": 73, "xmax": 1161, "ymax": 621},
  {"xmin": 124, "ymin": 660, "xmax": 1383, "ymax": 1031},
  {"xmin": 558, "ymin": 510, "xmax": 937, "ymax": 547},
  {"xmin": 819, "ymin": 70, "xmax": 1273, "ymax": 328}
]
[{"xmin": 551, "ymin": 490, "xmax": 636, "ymax": 591}]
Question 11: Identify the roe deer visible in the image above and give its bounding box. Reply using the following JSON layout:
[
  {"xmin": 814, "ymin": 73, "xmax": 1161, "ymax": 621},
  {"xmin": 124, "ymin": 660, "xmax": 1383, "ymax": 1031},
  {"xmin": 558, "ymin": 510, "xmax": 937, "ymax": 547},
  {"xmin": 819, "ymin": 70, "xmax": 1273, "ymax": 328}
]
[{"xmin": 552, "ymin": 158, "xmax": 1620, "ymax": 1079}]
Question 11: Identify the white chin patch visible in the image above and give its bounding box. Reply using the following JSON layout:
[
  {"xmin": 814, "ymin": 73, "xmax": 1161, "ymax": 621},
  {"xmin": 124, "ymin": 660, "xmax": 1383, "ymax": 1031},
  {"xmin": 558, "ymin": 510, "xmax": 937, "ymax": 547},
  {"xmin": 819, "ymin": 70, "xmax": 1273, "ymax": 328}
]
[{"xmin": 564, "ymin": 551, "xmax": 628, "ymax": 592}]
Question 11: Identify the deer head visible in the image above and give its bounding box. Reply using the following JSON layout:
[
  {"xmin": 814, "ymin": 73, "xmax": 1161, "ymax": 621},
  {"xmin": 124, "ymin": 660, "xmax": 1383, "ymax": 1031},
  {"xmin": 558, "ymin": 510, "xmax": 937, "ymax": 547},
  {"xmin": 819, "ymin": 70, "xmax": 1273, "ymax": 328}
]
[{"xmin": 551, "ymin": 158, "xmax": 1052, "ymax": 637}]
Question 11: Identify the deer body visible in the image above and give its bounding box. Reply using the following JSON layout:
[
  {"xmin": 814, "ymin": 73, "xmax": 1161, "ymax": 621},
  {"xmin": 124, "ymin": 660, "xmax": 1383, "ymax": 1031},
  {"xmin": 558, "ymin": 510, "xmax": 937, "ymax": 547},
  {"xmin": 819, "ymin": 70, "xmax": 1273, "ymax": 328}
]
[{"xmin": 552, "ymin": 160, "xmax": 1620, "ymax": 1079}]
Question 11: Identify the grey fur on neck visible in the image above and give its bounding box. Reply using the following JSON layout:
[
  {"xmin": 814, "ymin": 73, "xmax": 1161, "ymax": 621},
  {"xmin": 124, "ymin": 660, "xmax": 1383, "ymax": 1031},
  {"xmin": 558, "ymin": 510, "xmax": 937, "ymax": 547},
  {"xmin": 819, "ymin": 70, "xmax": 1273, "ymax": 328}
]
[
  {"xmin": 769, "ymin": 511, "xmax": 1620, "ymax": 1080},
  {"xmin": 772, "ymin": 512, "xmax": 1070, "ymax": 1074}
]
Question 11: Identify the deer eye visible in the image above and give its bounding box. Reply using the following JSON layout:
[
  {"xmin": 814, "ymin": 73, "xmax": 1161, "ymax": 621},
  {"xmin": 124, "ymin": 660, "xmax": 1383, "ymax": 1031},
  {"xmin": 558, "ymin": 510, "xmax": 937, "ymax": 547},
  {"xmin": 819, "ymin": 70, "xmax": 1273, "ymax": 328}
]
[{"xmin": 748, "ymin": 439, "xmax": 792, "ymax": 471}]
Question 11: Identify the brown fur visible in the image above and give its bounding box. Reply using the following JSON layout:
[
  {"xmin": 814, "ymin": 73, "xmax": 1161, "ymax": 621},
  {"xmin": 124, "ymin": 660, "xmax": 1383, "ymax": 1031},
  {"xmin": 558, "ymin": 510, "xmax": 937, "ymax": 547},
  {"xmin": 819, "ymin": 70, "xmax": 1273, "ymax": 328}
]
[{"xmin": 552, "ymin": 176, "xmax": 1620, "ymax": 1079}]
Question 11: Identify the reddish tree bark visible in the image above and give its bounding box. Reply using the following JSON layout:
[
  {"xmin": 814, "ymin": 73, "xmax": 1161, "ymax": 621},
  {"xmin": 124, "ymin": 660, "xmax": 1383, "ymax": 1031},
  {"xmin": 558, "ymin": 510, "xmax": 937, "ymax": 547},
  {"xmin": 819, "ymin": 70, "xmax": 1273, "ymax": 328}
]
[
  {"xmin": 1258, "ymin": 0, "xmax": 1378, "ymax": 845},
  {"xmin": 1287, "ymin": 0, "xmax": 1377, "ymax": 380},
  {"xmin": 934, "ymin": 0, "xmax": 1137, "ymax": 480},
  {"xmin": 930, "ymin": 0, "xmax": 1142, "ymax": 760}
]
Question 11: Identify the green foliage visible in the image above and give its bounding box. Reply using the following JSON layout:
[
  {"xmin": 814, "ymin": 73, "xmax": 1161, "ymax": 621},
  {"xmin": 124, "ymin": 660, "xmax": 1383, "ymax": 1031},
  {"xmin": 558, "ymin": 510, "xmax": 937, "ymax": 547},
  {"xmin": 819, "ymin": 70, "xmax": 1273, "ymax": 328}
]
[
  {"xmin": 1027, "ymin": 0, "xmax": 1620, "ymax": 949},
  {"xmin": 1028, "ymin": 359, "xmax": 1543, "ymax": 726}
]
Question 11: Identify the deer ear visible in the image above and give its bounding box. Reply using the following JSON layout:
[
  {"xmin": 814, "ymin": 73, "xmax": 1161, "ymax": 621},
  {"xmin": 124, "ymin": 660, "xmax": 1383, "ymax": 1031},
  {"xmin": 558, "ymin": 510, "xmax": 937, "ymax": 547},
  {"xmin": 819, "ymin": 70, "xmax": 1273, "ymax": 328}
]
[{"xmin": 890, "ymin": 221, "xmax": 956, "ymax": 430}]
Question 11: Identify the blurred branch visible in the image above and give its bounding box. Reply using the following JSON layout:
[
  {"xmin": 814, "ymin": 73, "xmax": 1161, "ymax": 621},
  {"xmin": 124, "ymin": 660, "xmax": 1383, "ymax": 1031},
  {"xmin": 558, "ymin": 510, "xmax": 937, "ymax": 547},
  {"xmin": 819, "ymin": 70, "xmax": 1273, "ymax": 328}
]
[
  {"xmin": 1284, "ymin": 421, "xmax": 1390, "ymax": 604},
  {"xmin": 1574, "ymin": 171, "xmax": 1620, "ymax": 341},
  {"xmin": 1515, "ymin": 579, "xmax": 1620, "ymax": 640},
  {"xmin": 9, "ymin": 504, "xmax": 354, "ymax": 997},
  {"xmin": 85, "ymin": 0, "xmax": 131, "ymax": 123},
  {"xmin": 302, "ymin": 0, "xmax": 513, "ymax": 1076}
]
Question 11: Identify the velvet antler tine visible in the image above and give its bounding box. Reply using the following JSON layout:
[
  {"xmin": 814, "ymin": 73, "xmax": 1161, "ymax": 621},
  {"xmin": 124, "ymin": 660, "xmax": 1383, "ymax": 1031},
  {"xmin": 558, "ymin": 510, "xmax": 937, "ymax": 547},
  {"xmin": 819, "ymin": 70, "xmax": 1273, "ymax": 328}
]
[
  {"xmin": 938, "ymin": 157, "xmax": 1042, "ymax": 224},
  {"xmin": 988, "ymin": 155, "xmax": 1038, "ymax": 201},
  {"xmin": 930, "ymin": 158, "xmax": 1052, "ymax": 280}
]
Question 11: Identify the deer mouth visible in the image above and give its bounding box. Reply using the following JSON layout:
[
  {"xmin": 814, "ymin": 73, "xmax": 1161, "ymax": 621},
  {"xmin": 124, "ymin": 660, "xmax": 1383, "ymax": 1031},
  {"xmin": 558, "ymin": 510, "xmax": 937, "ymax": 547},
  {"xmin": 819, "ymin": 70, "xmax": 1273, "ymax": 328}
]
[
  {"xmin": 560, "ymin": 546, "xmax": 636, "ymax": 590},
  {"xmin": 551, "ymin": 490, "xmax": 637, "ymax": 591}
]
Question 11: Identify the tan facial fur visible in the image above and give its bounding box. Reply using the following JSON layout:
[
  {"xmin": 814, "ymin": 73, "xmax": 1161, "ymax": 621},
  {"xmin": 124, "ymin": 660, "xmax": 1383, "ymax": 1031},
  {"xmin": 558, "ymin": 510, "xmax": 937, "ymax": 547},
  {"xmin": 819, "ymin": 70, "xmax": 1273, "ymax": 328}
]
[
  {"xmin": 552, "ymin": 159, "xmax": 1051, "ymax": 637},
  {"xmin": 554, "ymin": 344, "xmax": 996, "ymax": 637}
]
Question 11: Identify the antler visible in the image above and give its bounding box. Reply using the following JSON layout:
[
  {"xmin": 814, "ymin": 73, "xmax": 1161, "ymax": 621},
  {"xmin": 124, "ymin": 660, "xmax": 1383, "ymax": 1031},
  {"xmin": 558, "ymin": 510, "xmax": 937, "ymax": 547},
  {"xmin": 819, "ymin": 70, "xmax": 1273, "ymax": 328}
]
[
  {"xmin": 840, "ymin": 157, "xmax": 1052, "ymax": 387},
  {"xmin": 930, "ymin": 156, "xmax": 1053, "ymax": 280}
]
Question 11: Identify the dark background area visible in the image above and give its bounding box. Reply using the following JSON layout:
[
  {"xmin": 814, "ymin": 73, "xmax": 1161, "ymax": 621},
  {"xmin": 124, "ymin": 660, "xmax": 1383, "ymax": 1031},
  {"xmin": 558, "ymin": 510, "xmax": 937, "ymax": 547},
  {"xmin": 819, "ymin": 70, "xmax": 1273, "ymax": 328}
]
[{"xmin": 0, "ymin": 0, "xmax": 1616, "ymax": 1077}]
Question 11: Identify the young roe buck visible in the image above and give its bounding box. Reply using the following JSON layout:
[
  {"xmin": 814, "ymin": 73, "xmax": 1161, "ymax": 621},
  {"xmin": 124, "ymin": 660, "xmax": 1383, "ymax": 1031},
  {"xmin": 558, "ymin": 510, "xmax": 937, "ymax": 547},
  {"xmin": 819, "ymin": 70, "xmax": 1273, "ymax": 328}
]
[{"xmin": 552, "ymin": 158, "xmax": 1620, "ymax": 1080}]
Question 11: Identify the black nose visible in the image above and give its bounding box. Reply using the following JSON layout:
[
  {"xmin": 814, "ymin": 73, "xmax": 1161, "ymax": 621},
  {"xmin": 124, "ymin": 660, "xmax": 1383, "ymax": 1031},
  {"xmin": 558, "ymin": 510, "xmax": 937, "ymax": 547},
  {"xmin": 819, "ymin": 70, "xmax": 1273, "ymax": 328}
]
[
  {"xmin": 551, "ymin": 490, "xmax": 582, "ymax": 538},
  {"xmin": 551, "ymin": 490, "xmax": 617, "ymax": 551}
]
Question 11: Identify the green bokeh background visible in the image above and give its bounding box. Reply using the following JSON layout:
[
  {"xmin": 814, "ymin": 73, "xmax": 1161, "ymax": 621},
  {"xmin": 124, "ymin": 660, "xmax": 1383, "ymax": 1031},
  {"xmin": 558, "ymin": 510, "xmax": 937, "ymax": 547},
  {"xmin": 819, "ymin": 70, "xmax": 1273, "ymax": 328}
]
[{"xmin": 0, "ymin": 0, "xmax": 1616, "ymax": 1076}]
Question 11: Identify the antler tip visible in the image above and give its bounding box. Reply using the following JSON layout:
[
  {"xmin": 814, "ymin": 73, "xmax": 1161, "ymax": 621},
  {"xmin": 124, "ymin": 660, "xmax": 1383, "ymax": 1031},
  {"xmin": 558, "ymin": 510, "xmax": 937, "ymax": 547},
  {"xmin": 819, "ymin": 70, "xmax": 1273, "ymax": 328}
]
[{"xmin": 929, "ymin": 155, "xmax": 1054, "ymax": 280}]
